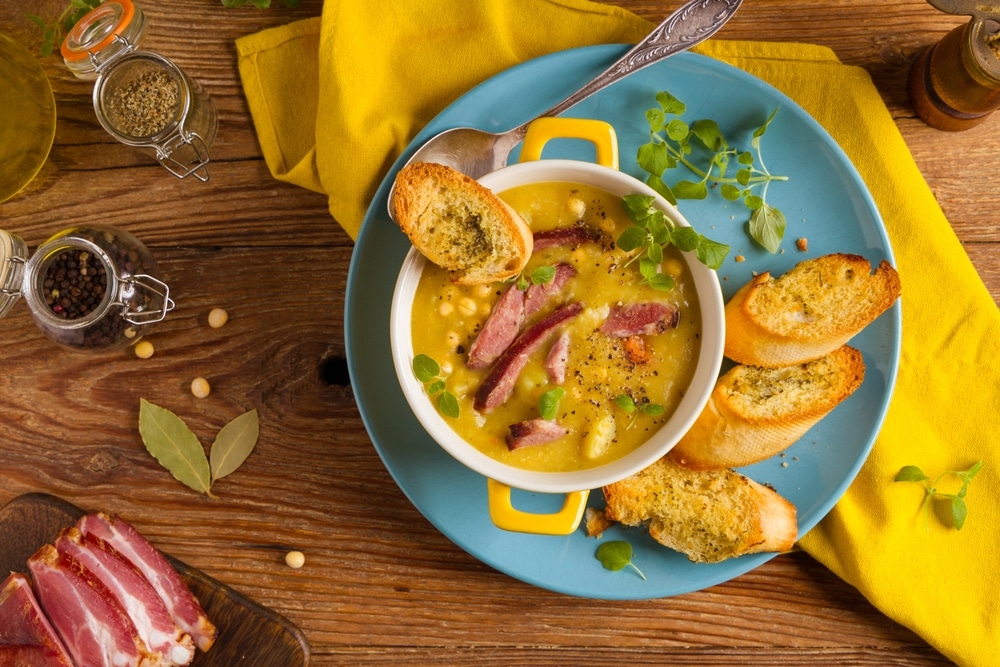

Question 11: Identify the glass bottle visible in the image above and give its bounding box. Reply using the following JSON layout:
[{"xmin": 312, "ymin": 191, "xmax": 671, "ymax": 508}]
[
  {"xmin": 908, "ymin": 17, "xmax": 1000, "ymax": 131},
  {"xmin": 60, "ymin": 0, "xmax": 218, "ymax": 179},
  {"xmin": 0, "ymin": 225, "xmax": 173, "ymax": 353}
]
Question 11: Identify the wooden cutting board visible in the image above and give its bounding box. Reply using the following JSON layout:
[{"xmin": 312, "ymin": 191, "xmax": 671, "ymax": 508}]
[{"xmin": 0, "ymin": 493, "xmax": 310, "ymax": 667}]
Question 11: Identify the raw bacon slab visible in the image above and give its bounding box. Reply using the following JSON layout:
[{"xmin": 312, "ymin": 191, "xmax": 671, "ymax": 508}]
[
  {"xmin": 506, "ymin": 419, "xmax": 568, "ymax": 450},
  {"xmin": 55, "ymin": 527, "xmax": 196, "ymax": 666},
  {"xmin": 466, "ymin": 284, "xmax": 524, "ymax": 369},
  {"xmin": 77, "ymin": 514, "xmax": 217, "ymax": 653},
  {"xmin": 600, "ymin": 302, "xmax": 680, "ymax": 337},
  {"xmin": 28, "ymin": 544, "xmax": 149, "ymax": 667},
  {"xmin": 0, "ymin": 572, "xmax": 74, "ymax": 667},
  {"xmin": 474, "ymin": 302, "xmax": 583, "ymax": 412}
]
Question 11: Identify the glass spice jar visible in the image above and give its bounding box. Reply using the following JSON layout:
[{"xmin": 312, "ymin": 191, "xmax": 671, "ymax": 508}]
[
  {"xmin": 0, "ymin": 225, "xmax": 173, "ymax": 353},
  {"xmin": 60, "ymin": 0, "xmax": 218, "ymax": 180}
]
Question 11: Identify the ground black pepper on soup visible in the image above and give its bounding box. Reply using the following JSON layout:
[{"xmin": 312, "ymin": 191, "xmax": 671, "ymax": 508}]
[{"xmin": 411, "ymin": 182, "xmax": 702, "ymax": 473}]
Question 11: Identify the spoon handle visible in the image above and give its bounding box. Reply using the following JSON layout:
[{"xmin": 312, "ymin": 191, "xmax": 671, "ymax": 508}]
[{"xmin": 509, "ymin": 0, "xmax": 742, "ymax": 140}]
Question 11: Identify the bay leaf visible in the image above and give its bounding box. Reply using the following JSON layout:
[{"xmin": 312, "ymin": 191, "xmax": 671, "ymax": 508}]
[
  {"xmin": 139, "ymin": 398, "xmax": 213, "ymax": 496},
  {"xmin": 210, "ymin": 409, "xmax": 259, "ymax": 482}
]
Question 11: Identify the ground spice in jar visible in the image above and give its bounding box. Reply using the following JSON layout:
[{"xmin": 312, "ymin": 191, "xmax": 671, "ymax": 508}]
[
  {"xmin": 106, "ymin": 69, "xmax": 179, "ymax": 137},
  {"xmin": 987, "ymin": 32, "xmax": 1000, "ymax": 61},
  {"xmin": 43, "ymin": 249, "xmax": 108, "ymax": 319}
]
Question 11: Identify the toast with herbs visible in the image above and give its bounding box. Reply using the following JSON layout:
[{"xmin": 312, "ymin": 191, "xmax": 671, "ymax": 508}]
[
  {"xmin": 392, "ymin": 162, "xmax": 533, "ymax": 285},
  {"xmin": 601, "ymin": 457, "xmax": 797, "ymax": 564},
  {"xmin": 669, "ymin": 345, "xmax": 865, "ymax": 470},
  {"xmin": 724, "ymin": 253, "xmax": 900, "ymax": 367}
]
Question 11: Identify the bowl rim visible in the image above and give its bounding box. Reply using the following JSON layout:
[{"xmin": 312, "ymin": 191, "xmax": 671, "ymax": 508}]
[{"xmin": 389, "ymin": 159, "xmax": 725, "ymax": 494}]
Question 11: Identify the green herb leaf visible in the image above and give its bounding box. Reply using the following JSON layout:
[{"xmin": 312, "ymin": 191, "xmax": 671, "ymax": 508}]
[
  {"xmin": 695, "ymin": 237, "xmax": 730, "ymax": 271},
  {"xmin": 538, "ymin": 388, "xmax": 565, "ymax": 421},
  {"xmin": 691, "ymin": 119, "xmax": 726, "ymax": 152},
  {"xmin": 639, "ymin": 403, "xmax": 665, "ymax": 417},
  {"xmin": 655, "ymin": 90, "xmax": 686, "ymax": 115},
  {"xmin": 210, "ymin": 409, "xmax": 259, "ymax": 482},
  {"xmin": 412, "ymin": 354, "xmax": 440, "ymax": 383},
  {"xmin": 951, "ymin": 496, "xmax": 968, "ymax": 531},
  {"xmin": 894, "ymin": 465, "xmax": 929, "ymax": 483},
  {"xmin": 895, "ymin": 460, "xmax": 984, "ymax": 531},
  {"xmin": 437, "ymin": 391, "xmax": 460, "ymax": 419},
  {"xmin": 596, "ymin": 540, "xmax": 646, "ymax": 580},
  {"xmin": 672, "ymin": 179, "xmax": 708, "ymax": 200},
  {"xmin": 616, "ymin": 226, "xmax": 648, "ymax": 253},
  {"xmin": 637, "ymin": 142, "xmax": 669, "ymax": 178},
  {"xmin": 614, "ymin": 394, "xmax": 636, "ymax": 413},
  {"xmin": 749, "ymin": 204, "xmax": 786, "ymax": 253},
  {"xmin": 530, "ymin": 265, "xmax": 557, "ymax": 285},
  {"xmin": 414, "ymin": 353, "xmax": 460, "ymax": 418},
  {"xmin": 138, "ymin": 399, "xmax": 213, "ymax": 496}
]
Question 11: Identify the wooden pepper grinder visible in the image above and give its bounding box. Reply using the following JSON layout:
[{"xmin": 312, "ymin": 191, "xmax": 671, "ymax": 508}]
[{"xmin": 908, "ymin": 0, "xmax": 1000, "ymax": 130}]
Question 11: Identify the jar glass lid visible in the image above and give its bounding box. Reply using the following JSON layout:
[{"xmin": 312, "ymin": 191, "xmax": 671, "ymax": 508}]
[{"xmin": 61, "ymin": 0, "xmax": 148, "ymax": 79}]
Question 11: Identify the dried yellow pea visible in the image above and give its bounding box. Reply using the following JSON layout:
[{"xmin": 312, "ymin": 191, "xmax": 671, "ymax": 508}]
[
  {"xmin": 208, "ymin": 308, "xmax": 228, "ymax": 328},
  {"xmin": 190, "ymin": 377, "xmax": 211, "ymax": 398},
  {"xmin": 285, "ymin": 550, "xmax": 305, "ymax": 568},
  {"xmin": 134, "ymin": 341, "xmax": 154, "ymax": 359}
]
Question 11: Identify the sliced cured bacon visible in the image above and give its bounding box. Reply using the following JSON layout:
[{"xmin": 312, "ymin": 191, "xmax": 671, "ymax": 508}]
[
  {"xmin": 54, "ymin": 527, "xmax": 196, "ymax": 667},
  {"xmin": 506, "ymin": 419, "xmax": 568, "ymax": 450},
  {"xmin": 531, "ymin": 226, "xmax": 601, "ymax": 252},
  {"xmin": 28, "ymin": 544, "xmax": 149, "ymax": 667},
  {"xmin": 466, "ymin": 284, "xmax": 524, "ymax": 369},
  {"xmin": 524, "ymin": 263, "xmax": 576, "ymax": 318},
  {"xmin": 474, "ymin": 302, "xmax": 583, "ymax": 412},
  {"xmin": 0, "ymin": 572, "xmax": 74, "ymax": 667},
  {"xmin": 545, "ymin": 332, "xmax": 570, "ymax": 384},
  {"xmin": 600, "ymin": 302, "xmax": 680, "ymax": 337},
  {"xmin": 77, "ymin": 513, "xmax": 217, "ymax": 653}
]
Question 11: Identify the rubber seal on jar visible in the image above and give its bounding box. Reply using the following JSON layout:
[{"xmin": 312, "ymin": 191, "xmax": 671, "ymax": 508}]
[{"xmin": 61, "ymin": 0, "xmax": 136, "ymax": 63}]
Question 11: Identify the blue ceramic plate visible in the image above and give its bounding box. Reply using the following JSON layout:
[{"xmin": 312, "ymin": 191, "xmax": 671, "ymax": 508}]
[{"xmin": 345, "ymin": 46, "xmax": 901, "ymax": 599}]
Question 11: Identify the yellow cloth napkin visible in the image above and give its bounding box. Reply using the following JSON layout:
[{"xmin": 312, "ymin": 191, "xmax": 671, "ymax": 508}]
[{"xmin": 236, "ymin": 3, "xmax": 1000, "ymax": 665}]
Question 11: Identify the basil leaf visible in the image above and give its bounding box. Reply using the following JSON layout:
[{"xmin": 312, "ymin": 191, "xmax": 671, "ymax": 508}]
[
  {"xmin": 437, "ymin": 391, "xmax": 460, "ymax": 419},
  {"xmin": 210, "ymin": 409, "xmax": 260, "ymax": 482}
]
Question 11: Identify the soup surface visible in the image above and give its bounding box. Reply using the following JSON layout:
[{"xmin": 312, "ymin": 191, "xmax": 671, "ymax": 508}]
[{"xmin": 410, "ymin": 182, "xmax": 702, "ymax": 473}]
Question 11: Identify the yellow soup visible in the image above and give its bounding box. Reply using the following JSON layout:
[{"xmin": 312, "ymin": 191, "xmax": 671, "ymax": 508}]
[{"xmin": 411, "ymin": 182, "xmax": 702, "ymax": 473}]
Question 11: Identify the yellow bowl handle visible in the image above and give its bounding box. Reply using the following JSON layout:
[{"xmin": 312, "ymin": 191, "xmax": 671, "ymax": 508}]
[
  {"xmin": 486, "ymin": 478, "xmax": 589, "ymax": 535},
  {"xmin": 519, "ymin": 117, "xmax": 619, "ymax": 169}
]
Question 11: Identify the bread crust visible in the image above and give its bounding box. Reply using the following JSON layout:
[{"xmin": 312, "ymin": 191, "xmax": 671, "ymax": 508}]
[
  {"xmin": 602, "ymin": 457, "xmax": 796, "ymax": 563},
  {"xmin": 392, "ymin": 162, "xmax": 533, "ymax": 285},
  {"xmin": 724, "ymin": 253, "xmax": 900, "ymax": 367},
  {"xmin": 669, "ymin": 345, "xmax": 865, "ymax": 470}
]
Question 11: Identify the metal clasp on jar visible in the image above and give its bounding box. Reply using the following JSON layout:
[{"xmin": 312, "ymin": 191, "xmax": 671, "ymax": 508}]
[
  {"xmin": 157, "ymin": 131, "xmax": 211, "ymax": 182},
  {"xmin": 116, "ymin": 273, "xmax": 175, "ymax": 325}
]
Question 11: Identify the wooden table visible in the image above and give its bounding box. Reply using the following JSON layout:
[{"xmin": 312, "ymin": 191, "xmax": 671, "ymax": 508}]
[{"xmin": 1, "ymin": 0, "xmax": 994, "ymax": 664}]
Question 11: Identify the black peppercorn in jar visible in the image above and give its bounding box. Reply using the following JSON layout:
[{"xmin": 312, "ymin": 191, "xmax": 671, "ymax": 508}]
[
  {"xmin": 0, "ymin": 225, "xmax": 173, "ymax": 353},
  {"xmin": 60, "ymin": 0, "xmax": 217, "ymax": 180}
]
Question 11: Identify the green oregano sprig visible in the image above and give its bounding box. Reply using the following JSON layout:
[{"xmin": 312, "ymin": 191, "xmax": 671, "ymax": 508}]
[
  {"xmin": 614, "ymin": 393, "xmax": 665, "ymax": 429},
  {"xmin": 617, "ymin": 194, "xmax": 729, "ymax": 277},
  {"xmin": 516, "ymin": 264, "xmax": 556, "ymax": 291},
  {"xmin": 412, "ymin": 354, "xmax": 460, "ymax": 419},
  {"xmin": 637, "ymin": 90, "xmax": 789, "ymax": 253},
  {"xmin": 894, "ymin": 460, "xmax": 983, "ymax": 531}
]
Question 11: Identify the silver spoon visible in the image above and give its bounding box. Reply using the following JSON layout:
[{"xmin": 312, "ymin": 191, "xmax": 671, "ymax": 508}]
[{"xmin": 387, "ymin": 0, "xmax": 743, "ymax": 219}]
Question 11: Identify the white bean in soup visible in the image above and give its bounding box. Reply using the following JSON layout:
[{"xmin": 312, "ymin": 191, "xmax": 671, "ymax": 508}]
[{"xmin": 410, "ymin": 182, "xmax": 702, "ymax": 473}]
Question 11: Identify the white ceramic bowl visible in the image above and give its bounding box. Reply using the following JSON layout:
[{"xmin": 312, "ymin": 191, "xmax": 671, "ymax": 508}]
[{"xmin": 389, "ymin": 157, "xmax": 725, "ymax": 506}]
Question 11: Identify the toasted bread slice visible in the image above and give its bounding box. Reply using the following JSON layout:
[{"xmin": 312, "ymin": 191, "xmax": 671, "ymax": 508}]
[
  {"xmin": 669, "ymin": 345, "xmax": 865, "ymax": 470},
  {"xmin": 725, "ymin": 253, "xmax": 900, "ymax": 367},
  {"xmin": 602, "ymin": 457, "xmax": 796, "ymax": 564},
  {"xmin": 392, "ymin": 162, "xmax": 533, "ymax": 285}
]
